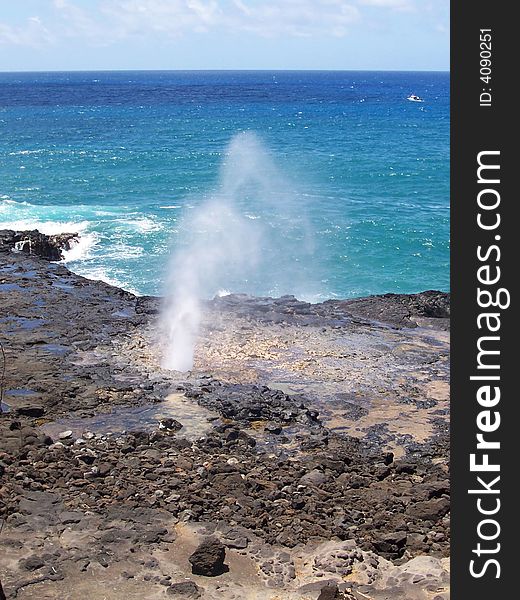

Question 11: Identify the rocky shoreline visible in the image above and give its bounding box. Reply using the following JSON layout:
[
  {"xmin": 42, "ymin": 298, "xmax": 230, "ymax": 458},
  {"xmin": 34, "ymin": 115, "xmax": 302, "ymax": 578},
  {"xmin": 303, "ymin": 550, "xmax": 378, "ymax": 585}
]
[{"xmin": 0, "ymin": 230, "xmax": 450, "ymax": 599}]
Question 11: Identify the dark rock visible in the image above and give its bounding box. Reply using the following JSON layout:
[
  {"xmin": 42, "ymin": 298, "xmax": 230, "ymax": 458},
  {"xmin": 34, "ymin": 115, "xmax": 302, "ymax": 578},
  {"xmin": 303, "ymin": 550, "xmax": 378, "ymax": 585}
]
[
  {"xmin": 16, "ymin": 405, "xmax": 45, "ymax": 418},
  {"xmin": 121, "ymin": 571, "xmax": 134, "ymax": 580},
  {"xmin": 59, "ymin": 511, "xmax": 83, "ymax": 524},
  {"xmin": 140, "ymin": 527, "xmax": 168, "ymax": 544},
  {"xmin": 195, "ymin": 384, "xmax": 321, "ymax": 428},
  {"xmin": 407, "ymin": 498, "xmax": 450, "ymax": 521},
  {"xmin": 383, "ymin": 452, "xmax": 394, "ymax": 465},
  {"xmin": 223, "ymin": 536, "xmax": 248, "ymax": 549},
  {"xmin": 167, "ymin": 580, "xmax": 201, "ymax": 597},
  {"xmin": 159, "ymin": 418, "xmax": 183, "ymax": 431},
  {"xmin": 97, "ymin": 553, "xmax": 110, "ymax": 568},
  {"xmin": 96, "ymin": 462, "xmax": 113, "ymax": 477},
  {"xmin": 189, "ymin": 537, "xmax": 227, "ymax": 577},
  {"xmin": 99, "ymin": 529, "xmax": 133, "ymax": 544},
  {"xmin": 339, "ymin": 290, "xmax": 450, "ymax": 327},
  {"xmin": 265, "ymin": 423, "xmax": 282, "ymax": 434},
  {"xmin": 299, "ymin": 469, "xmax": 328, "ymax": 487},
  {"xmin": 20, "ymin": 555, "xmax": 45, "ymax": 571},
  {"xmin": 373, "ymin": 531, "xmax": 408, "ymax": 558},
  {"xmin": 0, "ymin": 229, "xmax": 79, "ymax": 261},
  {"xmin": 317, "ymin": 582, "xmax": 342, "ymax": 600}
]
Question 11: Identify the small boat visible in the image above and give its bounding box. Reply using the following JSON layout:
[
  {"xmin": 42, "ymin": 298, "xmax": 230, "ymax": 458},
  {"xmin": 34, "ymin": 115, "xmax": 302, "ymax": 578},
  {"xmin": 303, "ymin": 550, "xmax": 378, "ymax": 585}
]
[{"xmin": 407, "ymin": 94, "xmax": 424, "ymax": 102}]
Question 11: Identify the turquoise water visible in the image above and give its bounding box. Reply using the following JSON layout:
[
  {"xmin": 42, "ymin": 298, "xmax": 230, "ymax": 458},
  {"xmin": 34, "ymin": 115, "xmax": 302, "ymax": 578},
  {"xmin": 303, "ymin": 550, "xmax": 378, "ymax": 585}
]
[{"xmin": 0, "ymin": 71, "xmax": 449, "ymax": 300}]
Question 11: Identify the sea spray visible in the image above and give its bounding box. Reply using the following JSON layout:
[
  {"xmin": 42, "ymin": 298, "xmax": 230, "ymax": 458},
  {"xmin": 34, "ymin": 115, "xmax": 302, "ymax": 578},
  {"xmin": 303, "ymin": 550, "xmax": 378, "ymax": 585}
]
[
  {"xmin": 162, "ymin": 198, "xmax": 261, "ymax": 371},
  {"xmin": 162, "ymin": 131, "xmax": 316, "ymax": 372}
]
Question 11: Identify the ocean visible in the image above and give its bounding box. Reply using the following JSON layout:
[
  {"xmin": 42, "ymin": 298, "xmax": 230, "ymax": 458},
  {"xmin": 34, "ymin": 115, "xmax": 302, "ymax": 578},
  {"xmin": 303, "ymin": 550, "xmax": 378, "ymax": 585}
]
[{"xmin": 0, "ymin": 70, "xmax": 449, "ymax": 301}]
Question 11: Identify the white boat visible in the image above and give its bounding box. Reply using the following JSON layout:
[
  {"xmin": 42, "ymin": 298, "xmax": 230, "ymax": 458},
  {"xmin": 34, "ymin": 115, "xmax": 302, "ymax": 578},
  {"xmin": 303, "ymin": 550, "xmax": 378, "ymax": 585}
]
[{"xmin": 407, "ymin": 94, "xmax": 424, "ymax": 102}]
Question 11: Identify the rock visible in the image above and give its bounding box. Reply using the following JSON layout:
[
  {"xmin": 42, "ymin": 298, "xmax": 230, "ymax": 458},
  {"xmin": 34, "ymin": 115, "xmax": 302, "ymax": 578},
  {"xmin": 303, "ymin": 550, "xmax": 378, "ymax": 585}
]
[
  {"xmin": 59, "ymin": 511, "xmax": 83, "ymax": 524},
  {"xmin": 167, "ymin": 580, "xmax": 202, "ymax": 597},
  {"xmin": 0, "ymin": 229, "xmax": 79, "ymax": 261},
  {"xmin": 265, "ymin": 423, "xmax": 282, "ymax": 434},
  {"xmin": 189, "ymin": 537, "xmax": 227, "ymax": 577},
  {"xmin": 140, "ymin": 527, "xmax": 168, "ymax": 544},
  {"xmin": 159, "ymin": 418, "xmax": 183, "ymax": 431},
  {"xmin": 16, "ymin": 405, "xmax": 45, "ymax": 418},
  {"xmin": 340, "ymin": 290, "xmax": 450, "ymax": 327},
  {"xmin": 383, "ymin": 452, "xmax": 394, "ymax": 465},
  {"xmin": 99, "ymin": 528, "xmax": 133, "ymax": 544},
  {"xmin": 20, "ymin": 555, "xmax": 45, "ymax": 571},
  {"xmin": 373, "ymin": 531, "xmax": 408, "ymax": 558},
  {"xmin": 317, "ymin": 582, "xmax": 342, "ymax": 600},
  {"xmin": 96, "ymin": 462, "xmax": 113, "ymax": 477},
  {"xmin": 0, "ymin": 579, "xmax": 5, "ymax": 600},
  {"xmin": 58, "ymin": 430, "xmax": 73, "ymax": 440},
  {"xmin": 223, "ymin": 536, "xmax": 248, "ymax": 549},
  {"xmin": 299, "ymin": 469, "xmax": 328, "ymax": 487},
  {"xmin": 121, "ymin": 571, "xmax": 134, "ymax": 580},
  {"xmin": 407, "ymin": 498, "xmax": 450, "ymax": 521}
]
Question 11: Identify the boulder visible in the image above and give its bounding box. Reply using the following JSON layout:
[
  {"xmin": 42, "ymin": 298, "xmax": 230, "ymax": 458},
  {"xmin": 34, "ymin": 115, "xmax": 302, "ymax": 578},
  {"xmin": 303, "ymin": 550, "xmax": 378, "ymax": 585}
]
[
  {"xmin": 0, "ymin": 229, "xmax": 78, "ymax": 261},
  {"xmin": 317, "ymin": 582, "xmax": 342, "ymax": 600},
  {"xmin": 188, "ymin": 537, "xmax": 226, "ymax": 577},
  {"xmin": 407, "ymin": 498, "xmax": 450, "ymax": 521},
  {"xmin": 16, "ymin": 405, "xmax": 45, "ymax": 418},
  {"xmin": 299, "ymin": 469, "xmax": 328, "ymax": 487}
]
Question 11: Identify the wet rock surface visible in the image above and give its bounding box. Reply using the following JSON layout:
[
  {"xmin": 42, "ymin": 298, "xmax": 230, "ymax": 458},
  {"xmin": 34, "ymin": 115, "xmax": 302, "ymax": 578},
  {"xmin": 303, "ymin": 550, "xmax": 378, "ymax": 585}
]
[
  {"xmin": 0, "ymin": 229, "xmax": 79, "ymax": 262},
  {"xmin": 0, "ymin": 242, "xmax": 450, "ymax": 599}
]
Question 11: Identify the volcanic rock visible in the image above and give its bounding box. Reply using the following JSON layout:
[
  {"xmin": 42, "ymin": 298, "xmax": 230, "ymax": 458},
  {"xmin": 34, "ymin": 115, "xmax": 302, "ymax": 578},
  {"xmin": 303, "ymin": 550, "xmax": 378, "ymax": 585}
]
[
  {"xmin": 167, "ymin": 580, "xmax": 202, "ymax": 597},
  {"xmin": 0, "ymin": 229, "xmax": 79, "ymax": 261},
  {"xmin": 188, "ymin": 537, "xmax": 227, "ymax": 577}
]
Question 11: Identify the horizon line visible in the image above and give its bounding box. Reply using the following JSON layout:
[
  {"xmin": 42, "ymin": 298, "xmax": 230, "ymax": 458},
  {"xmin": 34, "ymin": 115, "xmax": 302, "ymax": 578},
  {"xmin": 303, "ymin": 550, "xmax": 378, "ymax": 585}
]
[{"xmin": 0, "ymin": 68, "xmax": 450, "ymax": 74}]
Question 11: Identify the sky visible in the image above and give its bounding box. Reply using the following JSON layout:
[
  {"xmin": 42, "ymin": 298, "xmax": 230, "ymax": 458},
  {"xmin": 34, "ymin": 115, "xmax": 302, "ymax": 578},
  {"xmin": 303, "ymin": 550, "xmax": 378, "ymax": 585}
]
[{"xmin": 0, "ymin": 0, "xmax": 449, "ymax": 71}]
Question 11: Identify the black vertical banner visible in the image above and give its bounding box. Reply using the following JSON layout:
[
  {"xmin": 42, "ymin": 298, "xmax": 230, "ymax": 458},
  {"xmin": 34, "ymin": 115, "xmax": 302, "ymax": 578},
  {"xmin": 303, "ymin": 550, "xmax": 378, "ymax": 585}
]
[{"xmin": 451, "ymin": 2, "xmax": 513, "ymax": 598}]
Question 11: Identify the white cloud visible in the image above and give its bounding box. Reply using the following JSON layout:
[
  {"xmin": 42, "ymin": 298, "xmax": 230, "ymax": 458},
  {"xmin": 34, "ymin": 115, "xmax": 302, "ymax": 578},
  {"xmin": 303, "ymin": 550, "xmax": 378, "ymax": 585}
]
[
  {"xmin": 0, "ymin": 16, "xmax": 54, "ymax": 46},
  {"xmin": 100, "ymin": 0, "xmax": 223, "ymax": 37},
  {"xmin": 95, "ymin": 0, "xmax": 360, "ymax": 38},
  {"xmin": 227, "ymin": 0, "xmax": 359, "ymax": 37},
  {"xmin": 358, "ymin": 0, "xmax": 414, "ymax": 10},
  {"xmin": 52, "ymin": 0, "xmax": 109, "ymax": 42},
  {"xmin": 0, "ymin": 0, "xmax": 429, "ymax": 48}
]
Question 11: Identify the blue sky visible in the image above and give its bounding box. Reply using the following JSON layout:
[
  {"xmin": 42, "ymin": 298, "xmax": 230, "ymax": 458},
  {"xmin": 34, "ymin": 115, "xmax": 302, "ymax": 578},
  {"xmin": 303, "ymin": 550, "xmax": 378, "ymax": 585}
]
[{"xmin": 0, "ymin": 1, "xmax": 449, "ymax": 71}]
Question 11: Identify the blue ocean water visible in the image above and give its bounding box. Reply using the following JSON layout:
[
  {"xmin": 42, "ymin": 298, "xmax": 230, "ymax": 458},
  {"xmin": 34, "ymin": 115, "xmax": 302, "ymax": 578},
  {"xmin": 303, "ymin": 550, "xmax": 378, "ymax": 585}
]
[{"xmin": 0, "ymin": 71, "xmax": 449, "ymax": 300}]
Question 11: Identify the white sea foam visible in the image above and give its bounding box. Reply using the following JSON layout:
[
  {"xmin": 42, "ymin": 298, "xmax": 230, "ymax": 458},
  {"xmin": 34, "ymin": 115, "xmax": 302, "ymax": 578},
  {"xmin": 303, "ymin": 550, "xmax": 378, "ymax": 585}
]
[
  {"xmin": 61, "ymin": 232, "xmax": 99, "ymax": 263},
  {"xmin": 104, "ymin": 242, "xmax": 144, "ymax": 259},
  {"xmin": 217, "ymin": 289, "xmax": 232, "ymax": 297},
  {"xmin": 75, "ymin": 265, "xmax": 140, "ymax": 296},
  {"xmin": 0, "ymin": 197, "xmax": 32, "ymax": 209},
  {"xmin": 0, "ymin": 219, "xmax": 90, "ymax": 236},
  {"xmin": 8, "ymin": 149, "xmax": 45, "ymax": 156},
  {"xmin": 117, "ymin": 217, "xmax": 162, "ymax": 233}
]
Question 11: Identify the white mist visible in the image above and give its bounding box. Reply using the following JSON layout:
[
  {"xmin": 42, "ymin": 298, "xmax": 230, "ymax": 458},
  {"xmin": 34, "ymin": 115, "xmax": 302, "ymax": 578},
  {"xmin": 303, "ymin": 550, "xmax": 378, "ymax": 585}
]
[{"xmin": 162, "ymin": 131, "xmax": 316, "ymax": 372}]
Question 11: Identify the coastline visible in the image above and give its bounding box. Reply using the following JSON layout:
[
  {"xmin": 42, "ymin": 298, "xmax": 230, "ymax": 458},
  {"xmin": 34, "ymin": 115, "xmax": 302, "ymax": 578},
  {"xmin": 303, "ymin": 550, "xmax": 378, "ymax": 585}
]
[{"xmin": 1, "ymin": 232, "xmax": 450, "ymax": 599}]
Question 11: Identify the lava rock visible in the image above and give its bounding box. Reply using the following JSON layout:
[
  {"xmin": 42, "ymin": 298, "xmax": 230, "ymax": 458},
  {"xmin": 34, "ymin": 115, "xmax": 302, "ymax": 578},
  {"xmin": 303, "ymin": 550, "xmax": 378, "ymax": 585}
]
[
  {"xmin": 317, "ymin": 582, "xmax": 342, "ymax": 600},
  {"xmin": 1, "ymin": 229, "xmax": 79, "ymax": 261},
  {"xmin": 16, "ymin": 405, "xmax": 45, "ymax": 418},
  {"xmin": 159, "ymin": 418, "xmax": 183, "ymax": 431},
  {"xmin": 188, "ymin": 537, "xmax": 227, "ymax": 577},
  {"xmin": 167, "ymin": 580, "xmax": 202, "ymax": 597},
  {"xmin": 20, "ymin": 555, "xmax": 45, "ymax": 571},
  {"xmin": 299, "ymin": 469, "xmax": 328, "ymax": 487},
  {"xmin": 407, "ymin": 498, "xmax": 450, "ymax": 521}
]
